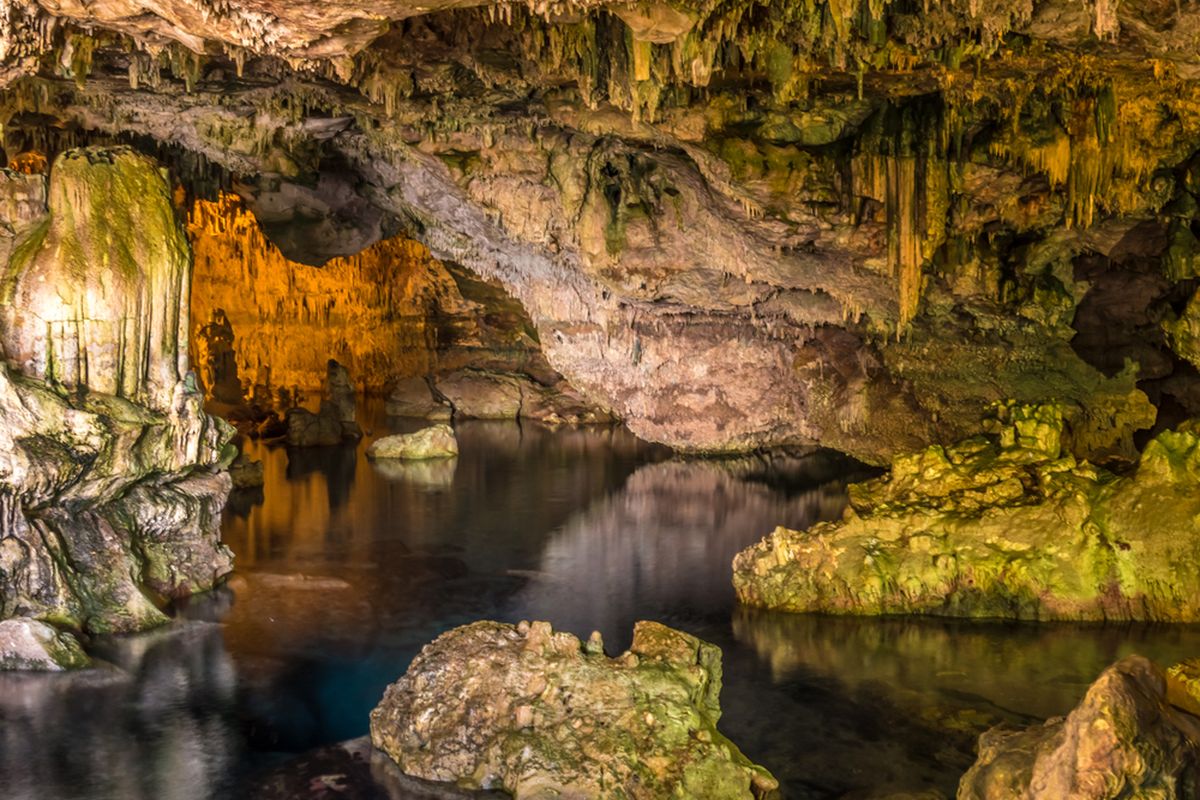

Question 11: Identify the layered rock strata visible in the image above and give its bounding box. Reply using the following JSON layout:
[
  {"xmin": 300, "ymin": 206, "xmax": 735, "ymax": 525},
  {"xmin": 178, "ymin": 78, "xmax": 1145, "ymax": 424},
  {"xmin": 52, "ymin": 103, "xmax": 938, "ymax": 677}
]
[
  {"xmin": 369, "ymin": 619, "xmax": 778, "ymax": 799},
  {"xmin": 733, "ymin": 404, "xmax": 1200, "ymax": 621},
  {"xmin": 0, "ymin": 147, "xmax": 235, "ymax": 657}
]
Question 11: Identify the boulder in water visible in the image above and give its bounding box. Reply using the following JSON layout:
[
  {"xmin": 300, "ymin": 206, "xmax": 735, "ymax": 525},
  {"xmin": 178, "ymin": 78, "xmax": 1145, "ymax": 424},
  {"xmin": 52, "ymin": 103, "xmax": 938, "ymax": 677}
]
[
  {"xmin": 366, "ymin": 425, "xmax": 459, "ymax": 460},
  {"xmin": 369, "ymin": 619, "xmax": 778, "ymax": 799},
  {"xmin": 958, "ymin": 655, "xmax": 1200, "ymax": 799},
  {"xmin": 0, "ymin": 619, "xmax": 90, "ymax": 671}
]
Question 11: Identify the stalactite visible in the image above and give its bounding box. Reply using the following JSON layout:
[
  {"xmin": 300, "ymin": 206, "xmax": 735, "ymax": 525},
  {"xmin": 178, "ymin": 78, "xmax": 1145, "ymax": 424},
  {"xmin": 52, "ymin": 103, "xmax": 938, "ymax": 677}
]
[{"xmin": 187, "ymin": 193, "xmax": 463, "ymax": 398}]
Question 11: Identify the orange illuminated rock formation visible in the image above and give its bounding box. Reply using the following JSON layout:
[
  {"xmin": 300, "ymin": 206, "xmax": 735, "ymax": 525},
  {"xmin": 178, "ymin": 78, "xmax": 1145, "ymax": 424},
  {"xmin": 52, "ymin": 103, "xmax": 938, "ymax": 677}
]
[{"xmin": 188, "ymin": 192, "xmax": 462, "ymax": 401}]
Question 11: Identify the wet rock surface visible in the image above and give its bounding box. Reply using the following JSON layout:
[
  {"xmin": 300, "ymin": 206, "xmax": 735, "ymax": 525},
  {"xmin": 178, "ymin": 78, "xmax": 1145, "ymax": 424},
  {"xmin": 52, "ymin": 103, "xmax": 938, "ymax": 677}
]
[
  {"xmin": 367, "ymin": 424, "xmax": 459, "ymax": 460},
  {"xmin": 734, "ymin": 404, "xmax": 1200, "ymax": 621},
  {"xmin": 286, "ymin": 360, "xmax": 364, "ymax": 446},
  {"xmin": 0, "ymin": 618, "xmax": 89, "ymax": 670},
  {"xmin": 0, "ymin": 147, "xmax": 234, "ymax": 643},
  {"xmin": 959, "ymin": 655, "xmax": 1200, "ymax": 800},
  {"xmin": 385, "ymin": 377, "xmax": 452, "ymax": 420},
  {"xmin": 369, "ymin": 619, "xmax": 778, "ymax": 799}
]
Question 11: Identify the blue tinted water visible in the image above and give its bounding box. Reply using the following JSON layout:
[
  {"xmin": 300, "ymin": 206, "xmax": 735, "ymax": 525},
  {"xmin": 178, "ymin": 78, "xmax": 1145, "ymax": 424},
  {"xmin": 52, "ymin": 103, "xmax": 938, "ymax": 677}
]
[{"xmin": 4, "ymin": 417, "xmax": 1200, "ymax": 799}]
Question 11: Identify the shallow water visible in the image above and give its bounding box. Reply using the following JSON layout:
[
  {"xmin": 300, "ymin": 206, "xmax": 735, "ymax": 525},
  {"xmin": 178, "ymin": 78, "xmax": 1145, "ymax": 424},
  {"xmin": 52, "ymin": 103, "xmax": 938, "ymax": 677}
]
[{"xmin": 5, "ymin": 417, "xmax": 1200, "ymax": 799}]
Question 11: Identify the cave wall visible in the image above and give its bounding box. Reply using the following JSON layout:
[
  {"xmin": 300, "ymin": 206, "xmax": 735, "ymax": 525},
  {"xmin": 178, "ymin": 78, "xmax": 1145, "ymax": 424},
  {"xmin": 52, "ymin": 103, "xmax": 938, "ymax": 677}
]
[
  {"xmin": 2, "ymin": 2, "xmax": 1200, "ymax": 460},
  {"xmin": 186, "ymin": 190, "xmax": 571, "ymax": 412}
]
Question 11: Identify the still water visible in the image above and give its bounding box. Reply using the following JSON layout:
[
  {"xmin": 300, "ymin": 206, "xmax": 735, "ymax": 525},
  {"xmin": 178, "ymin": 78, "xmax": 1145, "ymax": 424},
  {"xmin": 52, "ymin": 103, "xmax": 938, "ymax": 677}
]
[{"xmin": 5, "ymin": 416, "xmax": 1200, "ymax": 799}]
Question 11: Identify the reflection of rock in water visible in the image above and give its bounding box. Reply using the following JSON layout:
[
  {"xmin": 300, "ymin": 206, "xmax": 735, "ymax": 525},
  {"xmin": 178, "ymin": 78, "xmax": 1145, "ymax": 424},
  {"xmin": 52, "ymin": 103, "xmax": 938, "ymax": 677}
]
[
  {"xmin": 507, "ymin": 459, "xmax": 848, "ymax": 648},
  {"xmin": 733, "ymin": 607, "xmax": 1200, "ymax": 727},
  {"xmin": 370, "ymin": 456, "xmax": 458, "ymax": 489},
  {"xmin": 0, "ymin": 621, "xmax": 241, "ymax": 800},
  {"xmin": 244, "ymin": 736, "xmax": 493, "ymax": 799}
]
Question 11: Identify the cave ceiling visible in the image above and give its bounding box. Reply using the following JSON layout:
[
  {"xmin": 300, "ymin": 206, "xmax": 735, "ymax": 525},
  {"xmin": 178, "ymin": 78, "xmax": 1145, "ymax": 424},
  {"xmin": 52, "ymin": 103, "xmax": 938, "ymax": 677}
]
[{"xmin": 2, "ymin": 0, "xmax": 1200, "ymax": 461}]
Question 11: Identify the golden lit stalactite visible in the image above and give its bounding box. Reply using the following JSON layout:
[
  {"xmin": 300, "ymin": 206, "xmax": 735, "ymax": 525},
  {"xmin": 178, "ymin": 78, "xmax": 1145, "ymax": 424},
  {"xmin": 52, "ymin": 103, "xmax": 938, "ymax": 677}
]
[
  {"xmin": 854, "ymin": 150, "xmax": 939, "ymax": 333},
  {"xmin": 187, "ymin": 193, "xmax": 469, "ymax": 404},
  {"xmin": 887, "ymin": 155, "xmax": 922, "ymax": 332}
]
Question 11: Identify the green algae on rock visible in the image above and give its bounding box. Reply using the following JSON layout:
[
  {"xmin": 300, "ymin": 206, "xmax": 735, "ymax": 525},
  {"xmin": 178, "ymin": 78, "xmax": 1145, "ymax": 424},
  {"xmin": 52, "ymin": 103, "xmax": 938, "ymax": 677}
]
[
  {"xmin": 0, "ymin": 147, "xmax": 235, "ymax": 647},
  {"xmin": 0, "ymin": 618, "xmax": 90, "ymax": 670},
  {"xmin": 366, "ymin": 424, "xmax": 458, "ymax": 460},
  {"xmin": 369, "ymin": 619, "xmax": 779, "ymax": 799},
  {"xmin": 958, "ymin": 655, "xmax": 1200, "ymax": 800},
  {"xmin": 732, "ymin": 404, "xmax": 1200, "ymax": 622}
]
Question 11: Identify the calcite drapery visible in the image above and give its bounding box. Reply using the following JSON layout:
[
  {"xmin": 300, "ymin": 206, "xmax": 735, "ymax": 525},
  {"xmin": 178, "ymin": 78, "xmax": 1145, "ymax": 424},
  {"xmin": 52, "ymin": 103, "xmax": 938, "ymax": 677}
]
[
  {"xmin": 1, "ymin": 147, "xmax": 189, "ymax": 413},
  {"xmin": 0, "ymin": 147, "xmax": 234, "ymax": 654}
]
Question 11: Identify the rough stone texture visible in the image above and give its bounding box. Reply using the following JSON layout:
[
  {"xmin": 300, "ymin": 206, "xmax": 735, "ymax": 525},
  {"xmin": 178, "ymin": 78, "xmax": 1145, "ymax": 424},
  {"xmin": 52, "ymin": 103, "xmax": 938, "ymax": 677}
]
[
  {"xmin": 0, "ymin": 147, "xmax": 189, "ymax": 414},
  {"xmin": 5, "ymin": 2, "xmax": 1199, "ymax": 460},
  {"xmin": 437, "ymin": 369, "xmax": 614, "ymax": 424},
  {"xmin": 285, "ymin": 360, "xmax": 362, "ymax": 446},
  {"xmin": 0, "ymin": 618, "xmax": 89, "ymax": 670},
  {"xmin": 733, "ymin": 405, "xmax": 1200, "ymax": 622},
  {"xmin": 366, "ymin": 424, "xmax": 458, "ymax": 460},
  {"xmin": 369, "ymin": 619, "xmax": 779, "ymax": 799},
  {"xmin": 958, "ymin": 656, "xmax": 1200, "ymax": 800},
  {"xmin": 385, "ymin": 377, "xmax": 451, "ymax": 420},
  {"xmin": 0, "ymin": 148, "xmax": 235, "ymax": 641},
  {"xmin": 227, "ymin": 451, "xmax": 264, "ymax": 489}
]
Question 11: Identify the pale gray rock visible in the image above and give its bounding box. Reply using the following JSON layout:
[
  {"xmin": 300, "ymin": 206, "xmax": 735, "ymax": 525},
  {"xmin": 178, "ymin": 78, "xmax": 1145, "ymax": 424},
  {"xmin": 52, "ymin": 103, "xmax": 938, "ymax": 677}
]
[
  {"xmin": 0, "ymin": 619, "xmax": 89, "ymax": 671},
  {"xmin": 367, "ymin": 425, "xmax": 459, "ymax": 460}
]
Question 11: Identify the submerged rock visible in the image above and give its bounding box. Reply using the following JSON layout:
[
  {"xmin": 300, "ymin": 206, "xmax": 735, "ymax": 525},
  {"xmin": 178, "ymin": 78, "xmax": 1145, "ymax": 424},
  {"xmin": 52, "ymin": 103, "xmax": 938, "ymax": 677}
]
[
  {"xmin": 958, "ymin": 655, "xmax": 1200, "ymax": 799},
  {"xmin": 369, "ymin": 619, "xmax": 778, "ymax": 799},
  {"xmin": 733, "ymin": 404, "xmax": 1200, "ymax": 622},
  {"xmin": 366, "ymin": 425, "xmax": 458, "ymax": 460},
  {"xmin": 0, "ymin": 619, "xmax": 89, "ymax": 671}
]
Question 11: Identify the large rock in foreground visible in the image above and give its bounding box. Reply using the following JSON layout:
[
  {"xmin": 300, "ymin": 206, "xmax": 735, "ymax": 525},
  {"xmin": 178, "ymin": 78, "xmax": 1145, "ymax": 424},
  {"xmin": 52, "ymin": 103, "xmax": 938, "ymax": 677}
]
[
  {"xmin": 366, "ymin": 424, "xmax": 458, "ymax": 460},
  {"xmin": 958, "ymin": 655, "xmax": 1200, "ymax": 799},
  {"xmin": 733, "ymin": 404, "xmax": 1200, "ymax": 621},
  {"xmin": 369, "ymin": 619, "xmax": 778, "ymax": 799}
]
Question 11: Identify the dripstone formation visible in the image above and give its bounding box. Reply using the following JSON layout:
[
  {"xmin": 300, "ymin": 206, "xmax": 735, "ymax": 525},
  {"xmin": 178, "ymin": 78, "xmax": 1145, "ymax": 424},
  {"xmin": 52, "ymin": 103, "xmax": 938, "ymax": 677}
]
[{"xmin": 0, "ymin": 147, "xmax": 235, "ymax": 666}]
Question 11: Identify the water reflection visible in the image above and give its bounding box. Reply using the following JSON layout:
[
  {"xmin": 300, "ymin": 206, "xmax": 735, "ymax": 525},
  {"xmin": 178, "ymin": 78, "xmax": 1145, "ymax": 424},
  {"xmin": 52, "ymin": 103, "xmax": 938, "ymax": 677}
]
[
  {"xmin": 507, "ymin": 459, "xmax": 850, "ymax": 650},
  {"xmin": 4, "ymin": 420, "xmax": 1200, "ymax": 800},
  {"xmin": 0, "ymin": 617, "xmax": 243, "ymax": 800}
]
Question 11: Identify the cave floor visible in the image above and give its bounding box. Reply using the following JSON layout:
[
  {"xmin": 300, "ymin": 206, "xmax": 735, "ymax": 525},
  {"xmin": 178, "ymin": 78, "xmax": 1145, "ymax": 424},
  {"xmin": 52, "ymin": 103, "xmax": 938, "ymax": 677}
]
[{"xmin": 3, "ymin": 412, "xmax": 1200, "ymax": 799}]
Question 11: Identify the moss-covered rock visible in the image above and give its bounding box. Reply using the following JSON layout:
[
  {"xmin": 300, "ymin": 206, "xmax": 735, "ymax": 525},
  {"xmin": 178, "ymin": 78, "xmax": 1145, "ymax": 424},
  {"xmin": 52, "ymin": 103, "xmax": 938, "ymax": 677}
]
[
  {"xmin": 732, "ymin": 405, "xmax": 1200, "ymax": 622},
  {"xmin": 0, "ymin": 148, "xmax": 235, "ymax": 644},
  {"xmin": 0, "ymin": 618, "xmax": 89, "ymax": 671},
  {"xmin": 369, "ymin": 619, "xmax": 779, "ymax": 799},
  {"xmin": 366, "ymin": 424, "xmax": 458, "ymax": 460}
]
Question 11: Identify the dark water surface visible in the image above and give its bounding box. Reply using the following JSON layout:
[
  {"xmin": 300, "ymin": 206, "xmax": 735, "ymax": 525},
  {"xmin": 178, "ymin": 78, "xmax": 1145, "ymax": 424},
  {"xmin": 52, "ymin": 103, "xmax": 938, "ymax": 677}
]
[{"xmin": 5, "ymin": 416, "xmax": 1200, "ymax": 799}]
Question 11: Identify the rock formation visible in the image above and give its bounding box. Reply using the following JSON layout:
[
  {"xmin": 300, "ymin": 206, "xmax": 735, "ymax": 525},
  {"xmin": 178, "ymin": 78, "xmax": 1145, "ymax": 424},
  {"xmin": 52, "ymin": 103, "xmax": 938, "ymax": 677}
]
[
  {"xmin": 284, "ymin": 359, "xmax": 363, "ymax": 446},
  {"xmin": 369, "ymin": 619, "xmax": 779, "ymax": 799},
  {"xmin": 384, "ymin": 376, "xmax": 451, "ymax": 420},
  {"xmin": 0, "ymin": 146, "xmax": 234, "ymax": 656},
  {"xmin": 4, "ymin": 2, "xmax": 1200, "ymax": 460},
  {"xmin": 958, "ymin": 655, "xmax": 1200, "ymax": 800},
  {"xmin": 366, "ymin": 424, "xmax": 458, "ymax": 460},
  {"xmin": 0, "ymin": 618, "xmax": 90, "ymax": 670},
  {"xmin": 733, "ymin": 403, "xmax": 1200, "ymax": 621}
]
